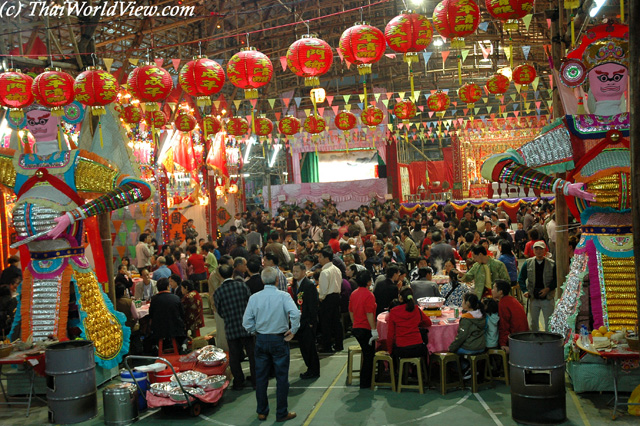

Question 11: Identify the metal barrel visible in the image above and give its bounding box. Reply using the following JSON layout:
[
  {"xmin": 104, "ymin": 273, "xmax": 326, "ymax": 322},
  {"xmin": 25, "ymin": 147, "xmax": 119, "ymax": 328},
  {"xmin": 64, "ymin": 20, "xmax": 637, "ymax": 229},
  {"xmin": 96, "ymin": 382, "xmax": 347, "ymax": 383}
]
[
  {"xmin": 509, "ymin": 332, "xmax": 566, "ymax": 425},
  {"xmin": 45, "ymin": 340, "xmax": 97, "ymax": 424},
  {"xmin": 103, "ymin": 383, "xmax": 139, "ymax": 426}
]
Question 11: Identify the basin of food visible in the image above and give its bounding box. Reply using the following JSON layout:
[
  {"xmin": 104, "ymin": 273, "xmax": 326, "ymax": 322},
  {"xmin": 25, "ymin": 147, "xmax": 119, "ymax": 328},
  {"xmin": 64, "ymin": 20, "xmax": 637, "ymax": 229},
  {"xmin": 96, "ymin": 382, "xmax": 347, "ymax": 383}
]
[{"xmin": 417, "ymin": 297, "xmax": 445, "ymax": 309}]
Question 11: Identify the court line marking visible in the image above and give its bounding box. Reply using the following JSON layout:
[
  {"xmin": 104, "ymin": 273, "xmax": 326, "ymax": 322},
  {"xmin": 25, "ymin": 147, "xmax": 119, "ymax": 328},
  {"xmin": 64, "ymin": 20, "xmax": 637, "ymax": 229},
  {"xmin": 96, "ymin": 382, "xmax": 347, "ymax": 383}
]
[
  {"xmin": 568, "ymin": 387, "xmax": 592, "ymax": 426},
  {"xmin": 138, "ymin": 408, "xmax": 160, "ymax": 420},
  {"xmin": 389, "ymin": 392, "xmax": 471, "ymax": 425},
  {"xmin": 199, "ymin": 413, "xmax": 236, "ymax": 426},
  {"xmin": 302, "ymin": 361, "xmax": 348, "ymax": 426},
  {"xmin": 475, "ymin": 392, "xmax": 504, "ymax": 426}
]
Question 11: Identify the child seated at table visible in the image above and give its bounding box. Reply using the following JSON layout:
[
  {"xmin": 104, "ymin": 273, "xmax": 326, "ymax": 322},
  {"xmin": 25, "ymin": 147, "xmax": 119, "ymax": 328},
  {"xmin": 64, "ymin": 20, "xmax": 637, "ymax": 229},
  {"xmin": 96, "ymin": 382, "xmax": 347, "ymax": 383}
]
[
  {"xmin": 448, "ymin": 293, "xmax": 486, "ymax": 379},
  {"xmin": 483, "ymin": 298, "xmax": 499, "ymax": 349},
  {"xmin": 387, "ymin": 287, "xmax": 431, "ymax": 366}
]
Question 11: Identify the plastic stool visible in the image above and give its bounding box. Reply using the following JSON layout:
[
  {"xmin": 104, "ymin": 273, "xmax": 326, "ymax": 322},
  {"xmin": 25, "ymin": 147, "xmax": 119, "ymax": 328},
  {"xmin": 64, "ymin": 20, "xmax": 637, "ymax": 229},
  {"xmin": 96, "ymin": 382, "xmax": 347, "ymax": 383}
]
[
  {"xmin": 397, "ymin": 357, "xmax": 427, "ymax": 394},
  {"xmin": 158, "ymin": 338, "xmax": 179, "ymax": 356},
  {"xmin": 346, "ymin": 346, "xmax": 362, "ymax": 385},
  {"xmin": 511, "ymin": 285, "xmax": 524, "ymax": 304},
  {"xmin": 463, "ymin": 352, "xmax": 493, "ymax": 393},
  {"xmin": 371, "ymin": 351, "xmax": 395, "ymax": 391},
  {"xmin": 429, "ymin": 352, "xmax": 463, "ymax": 395},
  {"xmin": 488, "ymin": 348, "xmax": 509, "ymax": 385}
]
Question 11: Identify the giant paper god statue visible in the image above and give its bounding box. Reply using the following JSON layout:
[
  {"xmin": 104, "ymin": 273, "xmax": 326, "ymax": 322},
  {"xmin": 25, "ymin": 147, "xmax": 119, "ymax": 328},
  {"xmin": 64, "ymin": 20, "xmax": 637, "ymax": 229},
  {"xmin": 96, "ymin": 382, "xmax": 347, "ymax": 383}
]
[
  {"xmin": 0, "ymin": 105, "xmax": 153, "ymax": 368},
  {"xmin": 481, "ymin": 24, "xmax": 635, "ymax": 348}
]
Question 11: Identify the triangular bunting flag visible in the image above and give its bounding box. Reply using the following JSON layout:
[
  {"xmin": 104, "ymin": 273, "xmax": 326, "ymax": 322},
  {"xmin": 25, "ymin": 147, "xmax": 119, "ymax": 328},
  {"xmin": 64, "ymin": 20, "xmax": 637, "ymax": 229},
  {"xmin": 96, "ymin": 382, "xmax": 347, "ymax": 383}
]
[
  {"xmin": 154, "ymin": 58, "xmax": 164, "ymax": 68},
  {"xmin": 478, "ymin": 22, "xmax": 489, "ymax": 32},
  {"xmin": 441, "ymin": 50, "xmax": 450, "ymax": 64},
  {"xmin": 384, "ymin": 53, "xmax": 396, "ymax": 59},
  {"xmin": 280, "ymin": 56, "xmax": 287, "ymax": 71},
  {"xmin": 532, "ymin": 77, "xmax": 540, "ymax": 91},
  {"xmin": 268, "ymin": 98, "xmax": 276, "ymax": 109},
  {"xmin": 172, "ymin": 59, "xmax": 181, "ymax": 71},
  {"xmin": 283, "ymin": 97, "xmax": 291, "ymax": 108},
  {"xmin": 523, "ymin": 14, "xmax": 533, "ymax": 31},
  {"xmin": 521, "ymin": 46, "xmax": 531, "ymax": 60},
  {"xmin": 460, "ymin": 49, "xmax": 470, "ymax": 62},
  {"xmin": 326, "ymin": 95, "xmax": 333, "ymax": 106},
  {"xmin": 103, "ymin": 58, "xmax": 114, "ymax": 72},
  {"xmin": 343, "ymin": 94, "xmax": 351, "ymax": 104},
  {"xmin": 234, "ymin": 100, "xmax": 242, "ymax": 110},
  {"xmin": 294, "ymin": 97, "xmax": 302, "ymax": 107},
  {"xmin": 332, "ymin": 106, "xmax": 339, "ymax": 115},
  {"xmin": 128, "ymin": 58, "xmax": 139, "ymax": 66},
  {"xmin": 422, "ymin": 51, "xmax": 433, "ymax": 66}
]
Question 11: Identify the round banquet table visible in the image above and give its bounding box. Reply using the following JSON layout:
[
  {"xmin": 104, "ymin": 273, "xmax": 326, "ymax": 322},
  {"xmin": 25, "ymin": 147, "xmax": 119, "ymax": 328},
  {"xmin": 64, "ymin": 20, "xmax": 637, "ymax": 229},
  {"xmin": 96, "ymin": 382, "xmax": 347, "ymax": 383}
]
[
  {"xmin": 376, "ymin": 307, "xmax": 460, "ymax": 354},
  {"xmin": 135, "ymin": 303, "xmax": 150, "ymax": 319}
]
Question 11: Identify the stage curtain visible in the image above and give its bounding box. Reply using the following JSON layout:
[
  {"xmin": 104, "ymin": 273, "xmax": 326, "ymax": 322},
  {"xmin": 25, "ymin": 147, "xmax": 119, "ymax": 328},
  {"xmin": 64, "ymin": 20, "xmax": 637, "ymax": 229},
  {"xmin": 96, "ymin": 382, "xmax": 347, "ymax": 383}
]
[
  {"xmin": 426, "ymin": 157, "xmax": 453, "ymax": 190},
  {"xmin": 408, "ymin": 161, "xmax": 428, "ymax": 193},
  {"xmin": 301, "ymin": 152, "xmax": 319, "ymax": 183}
]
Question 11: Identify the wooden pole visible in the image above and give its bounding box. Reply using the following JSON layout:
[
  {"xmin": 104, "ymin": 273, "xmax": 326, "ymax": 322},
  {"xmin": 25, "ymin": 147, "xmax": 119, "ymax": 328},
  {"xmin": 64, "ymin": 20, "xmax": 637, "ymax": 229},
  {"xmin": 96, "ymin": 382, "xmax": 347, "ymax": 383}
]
[{"xmin": 629, "ymin": 0, "xmax": 640, "ymax": 331}]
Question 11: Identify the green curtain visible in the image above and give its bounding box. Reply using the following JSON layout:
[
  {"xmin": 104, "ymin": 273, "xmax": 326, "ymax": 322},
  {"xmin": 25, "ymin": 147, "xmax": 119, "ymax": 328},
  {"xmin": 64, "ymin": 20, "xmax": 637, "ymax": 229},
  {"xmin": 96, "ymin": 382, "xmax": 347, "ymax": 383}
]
[
  {"xmin": 377, "ymin": 152, "xmax": 385, "ymax": 167},
  {"xmin": 301, "ymin": 152, "xmax": 319, "ymax": 183}
]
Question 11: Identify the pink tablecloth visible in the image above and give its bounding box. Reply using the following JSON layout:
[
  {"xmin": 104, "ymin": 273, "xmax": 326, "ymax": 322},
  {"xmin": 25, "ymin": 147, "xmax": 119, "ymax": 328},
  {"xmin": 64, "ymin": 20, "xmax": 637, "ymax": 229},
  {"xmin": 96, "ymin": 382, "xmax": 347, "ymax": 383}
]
[
  {"xmin": 377, "ymin": 308, "xmax": 460, "ymax": 354},
  {"xmin": 136, "ymin": 303, "xmax": 150, "ymax": 319}
]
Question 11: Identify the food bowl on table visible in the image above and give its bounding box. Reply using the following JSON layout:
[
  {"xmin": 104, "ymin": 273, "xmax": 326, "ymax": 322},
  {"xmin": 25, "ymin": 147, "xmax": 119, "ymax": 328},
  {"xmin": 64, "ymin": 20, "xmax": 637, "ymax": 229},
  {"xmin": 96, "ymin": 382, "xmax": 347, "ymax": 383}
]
[
  {"xmin": 197, "ymin": 350, "xmax": 227, "ymax": 367},
  {"xmin": 0, "ymin": 344, "xmax": 13, "ymax": 358},
  {"xmin": 169, "ymin": 386, "xmax": 205, "ymax": 402},
  {"xmin": 197, "ymin": 375, "xmax": 227, "ymax": 391},
  {"xmin": 149, "ymin": 382, "xmax": 179, "ymax": 397},
  {"xmin": 170, "ymin": 370, "xmax": 207, "ymax": 386},
  {"xmin": 446, "ymin": 318, "xmax": 457, "ymax": 323},
  {"xmin": 431, "ymin": 319, "xmax": 441, "ymax": 325},
  {"xmin": 417, "ymin": 297, "xmax": 445, "ymax": 309},
  {"xmin": 432, "ymin": 275, "xmax": 449, "ymax": 284}
]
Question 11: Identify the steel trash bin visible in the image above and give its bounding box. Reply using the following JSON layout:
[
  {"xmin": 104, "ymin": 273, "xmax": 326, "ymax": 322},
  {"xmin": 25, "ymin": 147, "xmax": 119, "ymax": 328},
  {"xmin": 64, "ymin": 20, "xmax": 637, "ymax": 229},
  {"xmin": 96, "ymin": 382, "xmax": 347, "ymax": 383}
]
[{"xmin": 103, "ymin": 382, "xmax": 139, "ymax": 426}]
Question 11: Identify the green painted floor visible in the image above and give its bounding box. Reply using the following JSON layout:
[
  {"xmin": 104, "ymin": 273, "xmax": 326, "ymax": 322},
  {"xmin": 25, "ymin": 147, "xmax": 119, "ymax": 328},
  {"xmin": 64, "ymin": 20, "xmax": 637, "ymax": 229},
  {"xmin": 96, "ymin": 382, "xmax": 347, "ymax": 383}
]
[{"xmin": 0, "ymin": 313, "xmax": 638, "ymax": 425}]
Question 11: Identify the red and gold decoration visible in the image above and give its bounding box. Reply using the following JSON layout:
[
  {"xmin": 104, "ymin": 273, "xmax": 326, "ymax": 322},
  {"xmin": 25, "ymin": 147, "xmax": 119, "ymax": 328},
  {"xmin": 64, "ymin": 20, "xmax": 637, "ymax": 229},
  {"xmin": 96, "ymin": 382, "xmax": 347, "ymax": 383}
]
[
  {"xmin": 303, "ymin": 115, "xmax": 326, "ymax": 135},
  {"xmin": 32, "ymin": 68, "xmax": 75, "ymax": 116},
  {"xmin": 145, "ymin": 110, "xmax": 168, "ymax": 128},
  {"xmin": 485, "ymin": 0, "xmax": 535, "ymax": 31},
  {"xmin": 485, "ymin": 73, "xmax": 511, "ymax": 97},
  {"xmin": 512, "ymin": 63, "xmax": 537, "ymax": 90},
  {"xmin": 427, "ymin": 90, "xmax": 450, "ymax": 118},
  {"xmin": 286, "ymin": 35, "xmax": 333, "ymax": 86},
  {"xmin": 0, "ymin": 69, "xmax": 34, "ymax": 118},
  {"xmin": 384, "ymin": 12, "xmax": 433, "ymax": 63},
  {"xmin": 178, "ymin": 56, "xmax": 225, "ymax": 106},
  {"xmin": 457, "ymin": 82, "xmax": 482, "ymax": 108},
  {"xmin": 334, "ymin": 110, "xmax": 357, "ymax": 131},
  {"xmin": 225, "ymin": 116, "xmax": 249, "ymax": 137},
  {"xmin": 226, "ymin": 47, "xmax": 274, "ymax": 99},
  {"xmin": 338, "ymin": 23, "xmax": 386, "ymax": 75},
  {"xmin": 120, "ymin": 103, "xmax": 142, "ymax": 124},
  {"xmin": 73, "ymin": 67, "xmax": 119, "ymax": 115},
  {"xmin": 201, "ymin": 115, "xmax": 222, "ymax": 139},
  {"xmin": 278, "ymin": 115, "xmax": 301, "ymax": 136},
  {"xmin": 393, "ymin": 99, "xmax": 417, "ymax": 124},
  {"xmin": 127, "ymin": 64, "xmax": 173, "ymax": 111},
  {"xmin": 253, "ymin": 115, "xmax": 274, "ymax": 137},
  {"xmin": 432, "ymin": 0, "xmax": 481, "ymax": 49},
  {"xmin": 175, "ymin": 110, "xmax": 197, "ymax": 132},
  {"xmin": 361, "ymin": 105, "xmax": 384, "ymax": 128}
]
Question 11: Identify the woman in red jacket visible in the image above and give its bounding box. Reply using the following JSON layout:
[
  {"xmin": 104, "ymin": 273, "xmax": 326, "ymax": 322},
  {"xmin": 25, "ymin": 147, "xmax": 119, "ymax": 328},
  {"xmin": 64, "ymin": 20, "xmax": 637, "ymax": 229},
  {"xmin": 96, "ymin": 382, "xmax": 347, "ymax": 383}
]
[{"xmin": 387, "ymin": 287, "xmax": 431, "ymax": 363}]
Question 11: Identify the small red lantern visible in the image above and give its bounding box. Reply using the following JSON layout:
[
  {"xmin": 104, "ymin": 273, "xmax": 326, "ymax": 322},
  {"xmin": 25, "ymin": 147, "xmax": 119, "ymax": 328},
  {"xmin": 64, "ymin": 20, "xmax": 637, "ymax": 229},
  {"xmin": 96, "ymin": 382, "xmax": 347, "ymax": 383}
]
[
  {"xmin": 127, "ymin": 64, "xmax": 173, "ymax": 111},
  {"xmin": 278, "ymin": 116, "xmax": 301, "ymax": 136},
  {"xmin": 145, "ymin": 110, "xmax": 167, "ymax": 128},
  {"xmin": 432, "ymin": 0, "xmax": 481, "ymax": 48},
  {"xmin": 361, "ymin": 105, "xmax": 384, "ymax": 127},
  {"xmin": 227, "ymin": 47, "xmax": 273, "ymax": 99},
  {"xmin": 512, "ymin": 63, "xmax": 537, "ymax": 90},
  {"xmin": 384, "ymin": 12, "xmax": 433, "ymax": 63},
  {"xmin": 226, "ymin": 116, "xmax": 249, "ymax": 136},
  {"xmin": 201, "ymin": 116, "xmax": 222, "ymax": 137},
  {"xmin": 338, "ymin": 23, "xmax": 386, "ymax": 75},
  {"xmin": 74, "ymin": 67, "xmax": 119, "ymax": 115},
  {"xmin": 457, "ymin": 82, "xmax": 482, "ymax": 108},
  {"xmin": 179, "ymin": 56, "xmax": 225, "ymax": 106},
  {"xmin": 304, "ymin": 115, "xmax": 326, "ymax": 134},
  {"xmin": 393, "ymin": 99, "xmax": 417, "ymax": 123},
  {"xmin": 427, "ymin": 90, "xmax": 450, "ymax": 117},
  {"xmin": 485, "ymin": 0, "xmax": 535, "ymax": 31},
  {"xmin": 0, "ymin": 69, "xmax": 34, "ymax": 118},
  {"xmin": 120, "ymin": 104, "xmax": 142, "ymax": 124},
  {"xmin": 485, "ymin": 73, "xmax": 510, "ymax": 97},
  {"xmin": 286, "ymin": 36, "xmax": 333, "ymax": 86},
  {"xmin": 228, "ymin": 182, "xmax": 239, "ymax": 194},
  {"xmin": 335, "ymin": 111, "xmax": 357, "ymax": 131},
  {"xmin": 175, "ymin": 110, "xmax": 197, "ymax": 132},
  {"xmin": 32, "ymin": 68, "xmax": 75, "ymax": 116},
  {"xmin": 253, "ymin": 116, "xmax": 274, "ymax": 137}
]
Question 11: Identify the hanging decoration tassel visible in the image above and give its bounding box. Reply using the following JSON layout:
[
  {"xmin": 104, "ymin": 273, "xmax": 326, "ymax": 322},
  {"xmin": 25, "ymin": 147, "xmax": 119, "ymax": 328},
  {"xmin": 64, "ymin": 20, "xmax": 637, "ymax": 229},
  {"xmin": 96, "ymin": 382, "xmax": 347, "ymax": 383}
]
[
  {"xmin": 621, "ymin": 0, "xmax": 624, "ymax": 21},
  {"xmin": 570, "ymin": 15, "xmax": 575, "ymax": 48},
  {"xmin": 363, "ymin": 78, "xmax": 368, "ymax": 106},
  {"xmin": 509, "ymin": 37, "xmax": 513, "ymax": 69},
  {"xmin": 457, "ymin": 57, "xmax": 462, "ymax": 86},
  {"xmin": 57, "ymin": 124, "xmax": 63, "ymax": 151},
  {"xmin": 98, "ymin": 120, "xmax": 104, "ymax": 149},
  {"xmin": 409, "ymin": 63, "xmax": 415, "ymax": 102}
]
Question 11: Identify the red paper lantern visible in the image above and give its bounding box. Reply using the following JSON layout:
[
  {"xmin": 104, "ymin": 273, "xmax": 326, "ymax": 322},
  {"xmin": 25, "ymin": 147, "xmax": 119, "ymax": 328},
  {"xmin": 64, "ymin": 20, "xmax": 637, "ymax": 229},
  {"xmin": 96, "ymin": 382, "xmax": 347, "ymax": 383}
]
[
  {"xmin": 0, "ymin": 69, "xmax": 34, "ymax": 118},
  {"xmin": 127, "ymin": 64, "xmax": 173, "ymax": 111},
  {"xmin": 393, "ymin": 99, "xmax": 417, "ymax": 123},
  {"xmin": 32, "ymin": 68, "xmax": 75, "ymax": 116},
  {"xmin": 175, "ymin": 110, "xmax": 197, "ymax": 132},
  {"xmin": 254, "ymin": 116, "xmax": 274, "ymax": 137},
  {"xmin": 120, "ymin": 104, "xmax": 142, "ymax": 124},
  {"xmin": 145, "ymin": 110, "xmax": 167, "ymax": 128},
  {"xmin": 226, "ymin": 116, "xmax": 249, "ymax": 136},
  {"xmin": 485, "ymin": 0, "xmax": 534, "ymax": 31},
  {"xmin": 427, "ymin": 90, "xmax": 450, "ymax": 117},
  {"xmin": 303, "ymin": 115, "xmax": 326, "ymax": 134},
  {"xmin": 512, "ymin": 63, "xmax": 537, "ymax": 90},
  {"xmin": 179, "ymin": 56, "xmax": 225, "ymax": 106},
  {"xmin": 334, "ymin": 111, "xmax": 357, "ymax": 131},
  {"xmin": 286, "ymin": 36, "xmax": 333, "ymax": 86},
  {"xmin": 338, "ymin": 23, "xmax": 386, "ymax": 75},
  {"xmin": 227, "ymin": 47, "xmax": 273, "ymax": 99},
  {"xmin": 457, "ymin": 82, "xmax": 482, "ymax": 108},
  {"xmin": 73, "ymin": 67, "xmax": 119, "ymax": 115},
  {"xmin": 201, "ymin": 116, "xmax": 222, "ymax": 137},
  {"xmin": 485, "ymin": 73, "xmax": 510, "ymax": 97},
  {"xmin": 384, "ymin": 12, "xmax": 433, "ymax": 63},
  {"xmin": 278, "ymin": 116, "xmax": 301, "ymax": 136},
  {"xmin": 432, "ymin": 0, "xmax": 480, "ymax": 48},
  {"xmin": 361, "ymin": 105, "xmax": 384, "ymax": 127}
]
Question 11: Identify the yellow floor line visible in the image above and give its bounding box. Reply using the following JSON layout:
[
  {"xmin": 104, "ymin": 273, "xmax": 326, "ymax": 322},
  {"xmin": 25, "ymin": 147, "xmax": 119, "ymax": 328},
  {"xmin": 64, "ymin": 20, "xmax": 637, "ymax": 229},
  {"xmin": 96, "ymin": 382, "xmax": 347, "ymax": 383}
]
[
  {"xmin": 302, "ymin": 362, "xmax": 348, "ymax": 426},
  {"xmin": 569, "ymin": 387, "xmax": 592, "ymax": 426}
]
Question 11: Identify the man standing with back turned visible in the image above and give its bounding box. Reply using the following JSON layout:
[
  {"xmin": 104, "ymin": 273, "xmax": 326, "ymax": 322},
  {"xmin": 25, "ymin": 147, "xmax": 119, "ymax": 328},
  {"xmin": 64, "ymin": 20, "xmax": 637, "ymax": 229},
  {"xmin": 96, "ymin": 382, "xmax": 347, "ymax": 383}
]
[{"xmin": 243, "ymin": 267, "xmax": 300, "ymax": 422}]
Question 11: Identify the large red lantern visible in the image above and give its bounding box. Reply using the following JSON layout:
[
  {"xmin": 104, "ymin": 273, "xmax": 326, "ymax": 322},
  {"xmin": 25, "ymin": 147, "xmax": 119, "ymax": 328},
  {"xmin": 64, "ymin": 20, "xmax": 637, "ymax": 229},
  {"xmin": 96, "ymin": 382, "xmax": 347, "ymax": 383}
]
[
  {"xmin": 361, "ymin": 105, "xmax": 384, "ymax": 127},
  {"xmin": 120, "ymin": 104, "xmax": 142, "ymax": 124},
  {"xmin": 32, "ymin": 68, "xmax": 75, "ymax": 116},
  {"xmin": 278, "ymin": 116, "xmax": 301, "ymax": 136},
  {"xmin": 384, "ymin": 12, "xmax": 433, "ymax": 63},
  {"xmin": 427, "ymin": 90, "xmax": 450, "ymax": 117},
  {"xmin": 74, "ymin": 67, "xmax": 119, "ymax": 115},
  {"xmin": 227, "ymin": 47, "xmax": 273, "ymax": 99},
  {"xmin": 485, "ymin": 0, "xmax": 535, "ymax": 31},
  {"xmin": 226, "ymin": 116, "xmax": 249, "ymax": 136},
  {"xmin": 432, "ymin": 0, "xmax": 481, "ymax": 48},
  {"xmin": 303, "ymin": 115, "xmax": 326, "ymax": 134},
  {"xmin": 0, "ymin": 69, "xmax": 34, "ymax": 118},
  {"xmin": 286, "ymin": 36, "xmax": 333, "ymax": 86},
  {"xmin": 201, "ymin": 115, "xmax": 222, "ymax": 137},
  {"xmin": 512, "ymin": 63, "xmax": 537, "ymax": 90},
  {"xmin": 127, "ymin": 64, "xmax": 173, "ymax": 111},
  {"xmin": 175, "ymin": 110, "xmax": 197, "ymax": 132},
  {"xmin": 485, "ymin": 73, "xmax": 510, "ymax": 97},
  {"xmin": 338, "ymin": 23, "xmax": 386, "ymax": 75},
  {"xmin": 334, "ymin": 111, "xmax": 357, "ymax": 131},
  {"xmin": 393, "ymin": 99, "xmax": 417, "ymax": 123},
  {"xmin": 458, "ymin": 82, "xmax": 482, "ymax": 108},
  {"xmin": 254, "ymin": 116, "xmax": 274, "ymax": 137},
  {"xmin": 179, "ymin": 56, "xmax": 225, "ymax": 106},
  {"xmin": 145, "ymin": 110, "xmax": 167, "ymax": 128}
]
